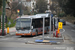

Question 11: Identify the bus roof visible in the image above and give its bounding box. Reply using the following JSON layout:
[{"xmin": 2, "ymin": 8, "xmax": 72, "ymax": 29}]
[
  {"xmin": 16, "ymin": 13, "xmax": 50, "ymax": 19},
  {"xmin": 36, "ymin": 13, "xmax": 49, "ymax": 17}
]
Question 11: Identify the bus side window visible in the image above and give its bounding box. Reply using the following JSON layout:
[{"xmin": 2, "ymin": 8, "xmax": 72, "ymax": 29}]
[{"xmin": 33, "ymin": 23, "xmax": 35, "ymax": 28}]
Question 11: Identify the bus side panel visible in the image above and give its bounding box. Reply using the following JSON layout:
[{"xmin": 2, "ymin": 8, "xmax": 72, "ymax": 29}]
[{"xmin": 32, "ymin": 29, "xmax": 36, "ymax": 36}]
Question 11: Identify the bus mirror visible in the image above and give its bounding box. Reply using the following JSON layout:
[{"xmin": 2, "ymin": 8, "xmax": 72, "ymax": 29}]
[{"xmin": 31, "ymin": 26, "xmax": 33, "ymax": 29}]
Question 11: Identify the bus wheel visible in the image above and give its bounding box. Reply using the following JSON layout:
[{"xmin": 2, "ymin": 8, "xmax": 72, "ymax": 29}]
[
  {"xmin": 31, "ymin": 33, "xmax": 33, "ymax": 36},
  {"xmin": 36, "ymin": 31, "xmax": 38, "ymax": 36},
  {"xmin": 21, "ymin": 35, "xmax": 24, "ymax": 37}
]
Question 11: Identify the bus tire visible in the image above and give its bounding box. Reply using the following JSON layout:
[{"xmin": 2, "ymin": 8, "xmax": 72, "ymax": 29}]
[
  {"xmin": 31, "ymin": 33, "xmax": 33, "ymax": 36},
  {"xmin": 21, "ymin": 35, "xmax": 24, "ymax": 37},
  {"xmin": 36, "ymin": 30, "xmax": 38, "ymax": 36}
]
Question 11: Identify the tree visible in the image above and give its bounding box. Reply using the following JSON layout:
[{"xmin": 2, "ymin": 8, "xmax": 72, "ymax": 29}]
[
  {"xmin": 36, "ymin": 0, "xmax": 47, "ymax": 13},
  {"xmin": 58, "ymin": 0, "xmax": 75, "ymax": 17},
  {"xmin": 9, "ymin": 1, "xmax": 26, "ymax": 18},
  {"xmin": 64, "ymin": 0, "xmax": 75, "ymax": 17},
  {"xmin": 0, "ymin": 0, "xmax": 2, "ymax": 8}
]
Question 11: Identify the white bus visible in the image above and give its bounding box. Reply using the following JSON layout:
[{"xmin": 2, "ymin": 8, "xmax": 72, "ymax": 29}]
[{"xmin": 16, "ymin": 14, "xmax": 53, "ymax": 36}]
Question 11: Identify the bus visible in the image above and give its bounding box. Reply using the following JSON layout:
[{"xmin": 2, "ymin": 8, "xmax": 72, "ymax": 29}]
[{"xmin": 16, "ymin": 14, "xmax": 53, "ymax": 36}]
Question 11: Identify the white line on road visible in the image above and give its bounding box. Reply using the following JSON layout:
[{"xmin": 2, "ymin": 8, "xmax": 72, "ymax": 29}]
[
  {"xmin": 33, "ymin": 37, "xmax": 37, "ymax": 38},
  {"xmin": 18, "ymin": 38, "xmax": 22, "ymax": 40},
  {"xmin": 60, "ymin": 29, "xmax": 65, "ymax": 33},
  {"xmin": 71, "ymin": 30, "xmax": 75, "ymax": 32}
]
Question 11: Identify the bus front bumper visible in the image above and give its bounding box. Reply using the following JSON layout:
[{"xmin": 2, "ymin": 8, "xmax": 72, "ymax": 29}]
[
  {"xmin": 16, "ymin": 33, "xmax": 31, "ymax": 36},
  {"xmin": 16, "ymin": 32, "xmax": 36, "ymax": 36}
]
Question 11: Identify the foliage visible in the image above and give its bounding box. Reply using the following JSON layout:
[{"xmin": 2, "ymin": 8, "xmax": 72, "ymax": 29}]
[
  {"xmin": 0, "ymin": 0, "xmax": 2, "ymax": 8},
  {"xmin": 36, "ymin": 0, "xmax": 47, "ymax": 13},
  {"xmin": 11, "ymin": 1, "xmax": 26, "ymax": 13},
  {"xmin": 57, "ymin": 13, "xmax": 65, "ymax": 17},
  {"xmin": 24, "ymin": 10, "xmax": 31, "ymax": 15},
  {"xmin": 24, "ymin": 7, "xmax": 31, "ymax": 15},
  {"xmin": 0, "ymin": 17, "xmax": 16, "ymax": 29},
  {"xmin": 63, "ymin": 0, "xmax": 75, "ymax": 17},
  {"xmin": 6, "ymin": 18, "xmax": 16, "ymax": 28},
  {"xmin": 58, "ymin": 0, "xmax": 75, "ymax": 17},
  {"xmin": 0, "ymin": 11, "xmax": 2, "ymax": 16}
]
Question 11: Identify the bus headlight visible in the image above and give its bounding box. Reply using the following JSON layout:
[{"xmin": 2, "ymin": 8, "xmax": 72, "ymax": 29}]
[
  {"xmin": 16, "ymin": 32, "xmax": 17, "ymax": 33},
  {"xmin": 16, "ymin": 31, "xmax": 20, "ymax": 33}
]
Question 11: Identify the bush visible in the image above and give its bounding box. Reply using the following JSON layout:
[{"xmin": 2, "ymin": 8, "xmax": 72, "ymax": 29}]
[
  {"xmin": 0, "ymin": 22, "xmax": 1, "ymax": 29},
  {"xmin": 57, "ymin": 13, "xmax": 65, "ymax": 17},
  {"xmin": 6, "ymin": 18, "xmax": 16, "ymax": 28},
  {"xmin": 0, "ymin": 11, "xmax": 2, "ymax": 16}
]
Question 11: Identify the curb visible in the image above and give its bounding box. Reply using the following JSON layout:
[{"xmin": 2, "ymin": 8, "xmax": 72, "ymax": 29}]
[
  {"xmin": 35, "ymin": 39, "xmax": 61, "ymax": 44},
  {"xmin": 0, "ymin": 33, "xmax": 15, "ymax": 38},
  {"xmin": 0, "ymin": 36, "xmax": 5, "ymax": 38},
  {"xmin": 44, "ymin": 34, "xmax": 64, "ymax": 40},
  {"xmin": 44, "ymin": 37, "xmax": 63, "ymax": 40}
]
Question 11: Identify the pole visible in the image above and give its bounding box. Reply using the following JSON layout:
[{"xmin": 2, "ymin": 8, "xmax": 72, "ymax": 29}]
[
  {"xmin": 53, "ymin": 17, "xmax": 54, "ymax": 31},
  {"xmin": 53, "ymin": 17, "xmax": 55, "ymax": 37},
  {"xmin": 49, "ymin": 14, "xmax": 51, "ymax": 37},
  {"xmin": 1, "ymin": 15, "xmax": 2, "ymax": 30},
  {"xmin": 20, "ymin": 1, "xmax": 22, "ymax": 27},
  {"xmin": 43, "ymin": 17, "xmax": 45, "ymax": 40},
  {"xmin": 2, "ymin": 0, "xmax": 6, "ymax": 36},
  {"xmin": 18, "ymin": 0, "xmax": 22, "ymax": 27}
]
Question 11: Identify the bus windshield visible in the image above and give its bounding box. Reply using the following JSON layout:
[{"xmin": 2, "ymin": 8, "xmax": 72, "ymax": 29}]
[{"xmin": 16, "ymin": 18, "xmax": 31, "ymax": 30}]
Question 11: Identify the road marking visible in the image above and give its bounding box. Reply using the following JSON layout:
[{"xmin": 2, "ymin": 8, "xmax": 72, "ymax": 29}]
[
  {"xmin": 18, "ymin": 38, "xmax": 22, "ymax": 40},
  {"xmin": 33, "ymin": 37, "xmax": 37, "ymax": 38},
  {"xmin": 71, "ymin": 30, "xmax": 75, "ymax": 32},
  {"xmin": 60, "ymin": 29, "xmax": 65, "ymax": 33}
]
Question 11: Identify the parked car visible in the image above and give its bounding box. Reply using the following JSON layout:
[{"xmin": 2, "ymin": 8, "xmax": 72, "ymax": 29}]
[{"xmin": 60, "ymin": 19, "xmax": 66, "ymax": 25}]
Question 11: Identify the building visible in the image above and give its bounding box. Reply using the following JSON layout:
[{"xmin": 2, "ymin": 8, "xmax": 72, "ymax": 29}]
[
  {"xmin": 22, "ymin": 0, "xmax": 36, "ymax": 12},
  {"xmin": 6, "ymin": 0, "xmax": 52, "ymax": 11}
]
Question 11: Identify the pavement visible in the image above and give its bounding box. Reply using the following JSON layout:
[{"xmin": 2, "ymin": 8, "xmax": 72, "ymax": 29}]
[
  {"xmin": 0, "ymin": 27, "xmax": 16, "ymax": 37},
  {"xmin": 0, "ymin": 42, "xmax": 75, "ymax": 50}
]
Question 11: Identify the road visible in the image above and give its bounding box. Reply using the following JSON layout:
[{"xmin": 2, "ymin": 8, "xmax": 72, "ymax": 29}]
[
  {"xmin": 0, "ymin": 23, "xmax": 75, "ymax": 50},
  {"xmin": 63, "ymin": 24, "xmax": 75, "ymax": 43}
]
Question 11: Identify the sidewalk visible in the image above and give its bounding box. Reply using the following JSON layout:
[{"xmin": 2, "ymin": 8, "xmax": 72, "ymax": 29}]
[
  {"xmin": 5, "ymin": 27, "xmax": 16, "ymax": 33},
  {"xmin": 0, "ymin": 27, "xmax": 16, "ymax": 37}
]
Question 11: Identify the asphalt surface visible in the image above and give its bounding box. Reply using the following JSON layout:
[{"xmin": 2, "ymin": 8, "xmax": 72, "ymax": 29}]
[
  {"xmin": 0, "ymin": 42, "xmax": 75, "ymax": 50},
  {"xmin": 0, "ymin": 23, "xmax": 75, "ymax": 50},
  {"xmin": 63, "ymin": 24, "xmax": 75, "ymax": 42}
]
